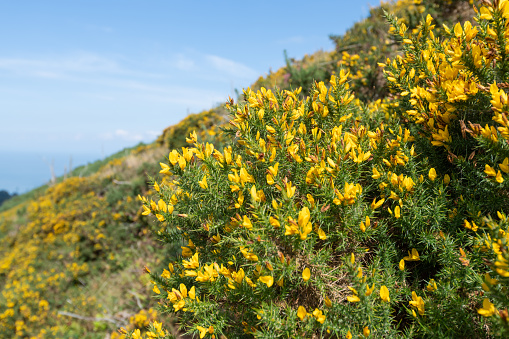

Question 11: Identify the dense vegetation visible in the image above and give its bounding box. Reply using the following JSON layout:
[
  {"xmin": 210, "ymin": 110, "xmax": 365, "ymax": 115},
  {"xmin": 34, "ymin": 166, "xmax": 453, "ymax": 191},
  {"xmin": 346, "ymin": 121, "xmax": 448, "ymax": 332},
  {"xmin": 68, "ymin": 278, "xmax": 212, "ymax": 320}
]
[{"xmin": 2, "ymin": 0, "xmax": 509, "ymax": 338}]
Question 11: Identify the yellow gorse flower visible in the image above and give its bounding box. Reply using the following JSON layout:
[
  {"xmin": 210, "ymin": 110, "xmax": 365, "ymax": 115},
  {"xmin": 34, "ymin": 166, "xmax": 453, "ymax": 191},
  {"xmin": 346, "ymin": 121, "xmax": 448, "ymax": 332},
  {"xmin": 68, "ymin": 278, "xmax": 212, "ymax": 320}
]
[
  {"xmin": 259, "ymin": 275, "xmax": 274, "ymax": 287},
  {"xmin": 409, "ymin": 291, "xmax": 424, "ymax": 316},
  {"xmin": 297, "ymin": 306, "xmax": 307, "ymax": 320},
  {"xmin": 478, "ymin": 298, "xmax": 497, "ymax": 317},
  {"xmin": 365, "ymin": 284, "xmax": 375, "ymax": 296},
  {"xmin": 380, "ymin": 285, "xmax": 390, "ymax": 302},
  {"xmin": 302, "ymin": 268, "xmax": 311, "ymax": 282},
  {"xmin": 198, "ymin": 175, "xmax": 208, "ymax": 189},
  {"xmin": 347, "ymin": 286, "xmax": 360, "ymax": 303},
  {"xmin": 428, "ymin": 168, "xmax": 437, "ymax": 181},
  {"xmin": 297, "ymin": 206, "xmax": 312, "ymax": 240},
  {"xmin": 404, "ymin": 248, "xmax": 420, "ymax": 261}
]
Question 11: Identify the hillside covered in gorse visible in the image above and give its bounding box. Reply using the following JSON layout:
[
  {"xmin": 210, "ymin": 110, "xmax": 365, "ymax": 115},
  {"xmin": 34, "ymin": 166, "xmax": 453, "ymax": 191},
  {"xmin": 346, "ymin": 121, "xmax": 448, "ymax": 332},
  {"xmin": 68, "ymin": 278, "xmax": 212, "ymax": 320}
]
[{"xmin": 1, "ymin": 0, "xmax": 509, "ymax": 338}]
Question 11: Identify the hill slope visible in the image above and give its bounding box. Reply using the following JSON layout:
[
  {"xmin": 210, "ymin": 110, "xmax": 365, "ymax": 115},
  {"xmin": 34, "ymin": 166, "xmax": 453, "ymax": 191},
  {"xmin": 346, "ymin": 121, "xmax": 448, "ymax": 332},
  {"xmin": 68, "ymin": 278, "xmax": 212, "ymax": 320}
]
[{"xmin": 0, "ymin": 110, "xmax": 225, "ymax": 338}]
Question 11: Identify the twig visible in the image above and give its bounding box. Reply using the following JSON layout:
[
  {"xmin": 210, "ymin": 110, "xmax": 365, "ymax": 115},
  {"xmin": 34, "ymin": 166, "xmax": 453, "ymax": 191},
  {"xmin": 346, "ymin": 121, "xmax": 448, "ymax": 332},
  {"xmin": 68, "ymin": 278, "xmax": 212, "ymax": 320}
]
[
  {"xmin": 113, "ymin": 179, "xmax": 132, "ymax": 185},
  {"xmin": 129, "ymin": 290, "xmax": 144, "ymax": 310},
  {"xmin": 57, "ymin": 311, "xmax": 120, "ymax": 325}
]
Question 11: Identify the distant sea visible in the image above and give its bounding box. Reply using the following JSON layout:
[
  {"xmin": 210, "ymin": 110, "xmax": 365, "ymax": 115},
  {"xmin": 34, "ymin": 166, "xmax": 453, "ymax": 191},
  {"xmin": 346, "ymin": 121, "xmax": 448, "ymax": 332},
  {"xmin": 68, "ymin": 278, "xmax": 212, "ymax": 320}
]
[{"xmin": 0, "ymin": 151, "xmax": 102, "ymax": 194}]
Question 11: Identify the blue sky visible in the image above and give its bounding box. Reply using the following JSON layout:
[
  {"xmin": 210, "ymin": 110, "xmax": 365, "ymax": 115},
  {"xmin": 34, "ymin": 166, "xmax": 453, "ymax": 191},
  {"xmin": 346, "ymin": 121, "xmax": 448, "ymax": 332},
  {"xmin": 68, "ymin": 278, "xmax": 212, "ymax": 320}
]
[{"xmin": 0, "ymin": 0, "xmax": 374, "ymax": 193}]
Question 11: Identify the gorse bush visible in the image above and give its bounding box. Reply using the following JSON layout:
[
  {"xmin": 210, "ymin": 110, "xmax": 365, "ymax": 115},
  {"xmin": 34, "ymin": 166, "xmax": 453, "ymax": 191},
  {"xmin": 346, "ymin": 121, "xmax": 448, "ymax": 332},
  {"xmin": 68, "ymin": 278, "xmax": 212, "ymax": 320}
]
[
  {"xmin": 157, "ymin": 108, "xmax": 229, "ymax": 151},
  {"xmin": 132, "ymin": 1, "xmax": 509, "ymax": 338}
]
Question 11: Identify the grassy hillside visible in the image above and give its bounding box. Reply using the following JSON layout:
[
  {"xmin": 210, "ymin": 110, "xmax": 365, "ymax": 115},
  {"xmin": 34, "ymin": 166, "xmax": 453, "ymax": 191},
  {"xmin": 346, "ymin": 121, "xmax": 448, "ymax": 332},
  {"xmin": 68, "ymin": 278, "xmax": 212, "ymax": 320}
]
[
  {"xmin": 0, "ymin": 108, "xmax": 225, "ymax": 338},
  {"xmin": 4, "ymin": 0, "xmax": 508, "ymax": 338}
]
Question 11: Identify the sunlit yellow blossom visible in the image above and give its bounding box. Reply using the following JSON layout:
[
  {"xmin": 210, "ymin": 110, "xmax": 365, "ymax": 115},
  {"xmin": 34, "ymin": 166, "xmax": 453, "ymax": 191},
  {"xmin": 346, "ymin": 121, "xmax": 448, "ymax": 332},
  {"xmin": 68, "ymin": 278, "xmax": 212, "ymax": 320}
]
[
  {"xmin": 302, "ymin": 268, "xmax": 310, "ymax": 281},
  {"xmin": 297, "ymin": 306, "xmax": 307, "ymax": 320},
  {"xmin": 269, "ymin": 216, "xmax": 280, "ymax": 228},
  {"xmin": 142, "ymin": 205, "xmax": 151, "ymax": 216},
  {"xmin": 485, "ymin": 164, "xmax": 497, "ymax": 177},
  {"xmin": 158, "ymin": 199, "xmax": 167, "ymax": 212},
  {"xmin": 198, "ymin": 175, "xmax": 208, "ymax": 189},
  {"xmin": 464, "ymin": 219, "xmax": 478, "ymax": 231},
  {"xmin": 240, "ymin": 246, "xmax": 258, "ymax": 261},
  {"xmin": 181, "ymin": 285, "xmax": 192, "ymax": 300},
  {"xmin": 404, "ymin": 248, "xmax": 420, "ymax": 261},
  {"xmin": 259, "ymin": 276, "xmax": 274, "ymax": 287},
  {"xmin": 365, "ymin": 284, "xmax": 375, "ymax": 296},
  {"xmin": 496, "ymin": 170, "xmax": 504, "ymax": 183},
  {"xmin": 313, "ymin": 308, "xmax": 326, "ymax": 324},
  {"xmin": 239, "ymin": 167, "xmax": 254, "ymax": 184},
  {"xmin": 266, "ymin": 174, "xmax": 275, "ymax": 185},
  {"xmin": 394, "ymin": 205, "xmax": 401, "ymax": 219},
  {"xmin": 347, "ymin": 294, "xmax": 360, "ymax": 303},
  {"xmin": 409, "ymin": 291, "xmax": 424, "ymax": 315},
  {"xmin": 380, "ymin": 285, "xmax": 390, "ymax": 302},
  {"xmin": 500, "ymin": 158, "xmax": 509, "ymax": 173},
  {"xmin": 169, "ymin": 150, "xmax": 179, "ymax": 165},
  {"xmin": 285, "ymin": 182, "xmax": 296, "ymax": 198},
  {"xmin": 250, "ymin": 185, "xmax": 261, "ymax": 202},
  {"xmin": 317, "ymin": 227, "xmax": 327, "ymax": 239},
  {"xmin": 428, "ymin": 168, "xmax": 437, "ymax": 181},
  {"xmin": 480, "ymin": 6, "xmax": 493, "ymax": 20},
  {"xmin": 347, "ymin": 286, "xmax": 360, "ymax": 302},
  {"xmin": 234, "ymin": 268, "xmax": 245, "ymax": 284},
  {"xmin": 426, "ymin": 279, "xmax": 437, "ymax": 292},
  {"xmin": 371, "ymin": 197, "xmax": 385, "ymax": 209},
  {"xmin": 298, "ymin": 206, "xmax": 312, "ymax": 240},
  {"xmin": 478, "ymin": 298, "xmax": 496, "ymax": 317},
  {"xmin": 132, "ymin": 329, "xmax": 141, "ymax": 339},
  {"xmin": 183, "ymin": 252, "xmax": 199, "ymax": 269},
  {"xmin": 242, "ymin": 215, "xmax": 253, "ymax": 230}
]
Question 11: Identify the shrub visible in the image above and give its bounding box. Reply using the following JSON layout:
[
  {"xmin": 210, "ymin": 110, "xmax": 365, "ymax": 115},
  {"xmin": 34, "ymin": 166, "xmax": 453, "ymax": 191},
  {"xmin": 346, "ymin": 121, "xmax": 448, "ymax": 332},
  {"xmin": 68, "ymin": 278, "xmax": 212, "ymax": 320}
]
[
  {"xmin": 137, "ymin": 2, "xmax": 509, "ymax": 338},
  {"xmin": 156, "ymin": 108, "xmax": 229, "ymax": 151}
]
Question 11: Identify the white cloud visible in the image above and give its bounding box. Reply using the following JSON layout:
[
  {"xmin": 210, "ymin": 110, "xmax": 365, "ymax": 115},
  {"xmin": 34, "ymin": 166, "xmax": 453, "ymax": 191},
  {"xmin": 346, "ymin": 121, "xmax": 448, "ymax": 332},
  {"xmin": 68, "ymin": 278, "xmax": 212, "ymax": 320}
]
[
  {"xmin": 0, "ymin": 53, "xmax": 117, "ymax": 76},
  {"xmin": 100, "ymin": 129, "xmax": 161, "ymax": 142},
  {"xmin": 277, "ymin": 36, "xmax": 305, "ymax": 44},
  {"xmin": 85, "ymin": 24, "xmax": 113, "ymax": 33},
  {"xmin": 115, "ymin": 129, "xmax": 129, "ymax": 137},
  {"xmin": 0, "ymin": 52, "xmax": 161, "ymax": 79},
  {"xmin": 175, "ymin": 54, "xmax": 196, "ymax": 71},
  {"xmin": 59, "ymin": 53, "xmax": 121, "ymax": 73},
  {"xmin": 32, "ymin": 71, "xmax": 62, "ymax": 79},
  {"xmin": 205, "ymin": 55, "xmax": 258, "ymax": 80},
  {"xmin": 146, "ymin": 130, "xmax": 161, "ymax": 138},
  {"xmin": 99, "ymin": 132, "xmax": 113, "ymax": 140}
]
